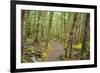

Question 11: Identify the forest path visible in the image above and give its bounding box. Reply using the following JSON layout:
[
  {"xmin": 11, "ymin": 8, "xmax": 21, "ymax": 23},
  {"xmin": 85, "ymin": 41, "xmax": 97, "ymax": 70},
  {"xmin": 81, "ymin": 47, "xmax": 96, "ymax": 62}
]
[{"xmin": 45, "ymin": 40, "xmax": 65, "ymax": 61}]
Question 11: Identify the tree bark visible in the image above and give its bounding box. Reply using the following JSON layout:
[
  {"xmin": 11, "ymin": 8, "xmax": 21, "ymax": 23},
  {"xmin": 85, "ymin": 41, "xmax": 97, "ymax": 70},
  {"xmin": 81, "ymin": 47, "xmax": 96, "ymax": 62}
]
[
  {"xmin": 80, "ymin": 14, "xmax": 90, "ymax": 59},
  {"xmin": 21, "ymin": 10, "xmax": 28, "ymax": 57},
  {"xmin": 45, "ymin": 12, "xmax": 53, "ymax": 49},
  {"xmin": 65, "ymin": 13, "xmax": 78, "ymax": 59}
]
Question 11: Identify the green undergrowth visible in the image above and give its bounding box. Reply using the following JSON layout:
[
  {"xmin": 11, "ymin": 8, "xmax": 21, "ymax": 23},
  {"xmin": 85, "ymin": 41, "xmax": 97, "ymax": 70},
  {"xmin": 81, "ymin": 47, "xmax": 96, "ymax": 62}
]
[{"xmin": 73, "ymin": 43, "xmax": 82, "ymax": 50}]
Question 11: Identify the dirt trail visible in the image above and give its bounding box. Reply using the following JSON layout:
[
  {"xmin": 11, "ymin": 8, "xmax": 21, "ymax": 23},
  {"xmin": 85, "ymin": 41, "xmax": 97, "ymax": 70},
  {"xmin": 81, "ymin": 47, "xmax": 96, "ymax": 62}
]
[{"xmin": 46, "ymin": 40, "xmax": 64, "ymax": 61}]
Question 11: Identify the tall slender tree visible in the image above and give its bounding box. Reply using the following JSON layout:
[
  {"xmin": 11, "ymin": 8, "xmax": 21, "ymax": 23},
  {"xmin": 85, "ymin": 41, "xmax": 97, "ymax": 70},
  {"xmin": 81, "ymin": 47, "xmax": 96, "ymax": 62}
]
[
  {"xmin": 80, "ymin": 14, "xmax": 90, "ymax": 59},
  {"xmin": 45, "ymin": 12, "xmax": 54, "ymax": 49},
  {"xmin": 65, "ymin": 13, "xmax": 78, "ymax": 59},
  {"xmin": 21, "ymin": 10, "xmax": 28, "ymax": 56}
]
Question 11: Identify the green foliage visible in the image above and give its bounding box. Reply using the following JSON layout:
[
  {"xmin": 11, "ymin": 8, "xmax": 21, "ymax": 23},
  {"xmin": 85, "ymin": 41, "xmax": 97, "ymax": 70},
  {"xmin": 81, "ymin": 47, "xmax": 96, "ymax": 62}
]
[
  {"xmin": 42, "ymin": 52, "xmax": 47, "ymax": 60},
  {"xmin": 22, "ymin": 47, "xmax": 36, "ymax": 63},
  {"xmin": 73, "ymin": 43, "xmax": 82, "ymax": 49},
  {"xmin": 21, "ymin": 54, "xmax": 31, "ymax": 63},
  {"xmin": 25, "ymin": 38, "xmax": 33, "ymax": 44}
]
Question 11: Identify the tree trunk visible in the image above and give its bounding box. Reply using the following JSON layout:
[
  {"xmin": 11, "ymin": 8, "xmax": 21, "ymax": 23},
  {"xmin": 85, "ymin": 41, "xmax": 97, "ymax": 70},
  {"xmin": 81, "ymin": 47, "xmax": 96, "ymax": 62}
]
[
  {"xmin": 34, "ymin": 12, "xmax": 41, "ymax": 44},
  {"xmin": 80, "ymin": 14, "xmax": 90, "ymax": 59},
  {"xmin": 21, "ymin": 10, "xmax": 28, "ymax": 57},
  {"xmin": 45, "ymin": 12, "xmax": 53, "ymax": 49},
  {"xmin": 65, "ymin": 13, "xmax": 78, "ymax": 59}
]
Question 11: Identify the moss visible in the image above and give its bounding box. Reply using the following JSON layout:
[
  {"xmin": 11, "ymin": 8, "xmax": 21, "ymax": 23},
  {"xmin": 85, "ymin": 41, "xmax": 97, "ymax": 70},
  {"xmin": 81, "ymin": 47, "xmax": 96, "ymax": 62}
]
[{"xmin": 73, "ymin": 43, "xmax": 82, "ymax": 49}]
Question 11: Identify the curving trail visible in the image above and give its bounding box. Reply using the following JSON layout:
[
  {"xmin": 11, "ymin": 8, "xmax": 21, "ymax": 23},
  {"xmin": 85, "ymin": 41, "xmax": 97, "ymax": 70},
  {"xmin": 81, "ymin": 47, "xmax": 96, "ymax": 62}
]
[{"xmin": 46, "ymin": 40, "xmax": 65, "ymax": 61}]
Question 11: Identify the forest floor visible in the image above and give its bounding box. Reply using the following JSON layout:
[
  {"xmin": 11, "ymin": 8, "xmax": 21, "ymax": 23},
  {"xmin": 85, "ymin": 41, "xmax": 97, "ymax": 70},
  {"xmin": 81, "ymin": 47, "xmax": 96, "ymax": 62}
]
[{"xmin": 45, "ymin": 40, "xmax": 65, "ymax": 61}]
